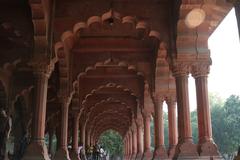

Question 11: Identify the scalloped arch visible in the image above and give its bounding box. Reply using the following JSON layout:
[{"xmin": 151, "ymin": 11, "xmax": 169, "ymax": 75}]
[
  {"xmin": 92, "ymin": 117, "xmax": 129, "ymax": 134},
  {"xmin": 86, "ymin": 101, "xmax": 132, "ymax": 123},
  {"xmin": 84, "ymin": 98, "xmax": 133, "ymax": 122},
  {"xmin": 28, "ymin": 0, "xmax": 48, "ymax": 55},
  {"xmin": 82, "ymin": 82, "xmax": 138, "ymax": 106},
  {"xmin": 55, "ymin": 9, "xmax": 161, "ymax": 59},
  {"xmin": 87, "ymin": 111, "xmax": 131, "ymax": 130},
  {"xmin": 77, "ymin": 58, "xmax": 145, "ymax": 82}
]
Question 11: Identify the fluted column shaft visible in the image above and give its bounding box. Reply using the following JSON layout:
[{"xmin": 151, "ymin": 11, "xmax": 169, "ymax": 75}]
[
  {"xmin": 132, "ymin": 127, "xmax": 137, "ymax": 159},
  {"xmin": 153, "ymin": 98, "xmax": 167, "ymax": 159},
  {"xmin": 142, "ymin": 113, "xmax": 152, "ymax": 159},
  {"xmin": 70, "ymin": 115, "xmax": 80, "ymax": 160},
  {"xmin": 173, "ymin": 65, "xmax": 198, "ymax": 158},
  {"xmin": 192, "ymin": 64, "xmax": 220, "ymax": 156},
  {"xmin": 33, "ymin": 73, "xmax": 49, "ymax": 141},
  {"xmin": 22, "ymin": 70, "xmax": 50, "ymax": 160},
  {"xmin": 53, "ymin": 100, "xmax": 71, "ymax": 160},
  {"xmin": 128, "ymin": 131, "xmax": 133, "ymax": 159},
  {"xmin": 136, "ymin": 123, "xmax": 143, "ymax": 159},
  {"xmin": 61, "ymin": 102, "xmax": 69, "ymax": 149},
  {"xmin": 166, "ymin": 97, "xmax": 178, "ymax": 158},
  {"xmin": 73, "ymin": 116, "xmax": 79, "ymax": 152}
]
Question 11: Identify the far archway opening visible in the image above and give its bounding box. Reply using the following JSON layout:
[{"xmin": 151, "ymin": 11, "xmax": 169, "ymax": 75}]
[{"xmin": 97, "ymin": 130, "xmax": 123, "ymax": 160}]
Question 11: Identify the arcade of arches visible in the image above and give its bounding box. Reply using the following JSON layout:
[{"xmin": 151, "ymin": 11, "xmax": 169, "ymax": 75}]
[{"xmin": 0, "ymin": 0, "xmax": 239, "ymax": 160}]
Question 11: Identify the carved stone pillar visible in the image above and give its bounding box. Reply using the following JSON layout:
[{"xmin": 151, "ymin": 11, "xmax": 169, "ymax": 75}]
[
  {"xmin": 136, "ymin": 118, "xmax": 144, "ymax": 160},
  {"xmin": 166, "ymin": 97, "xmax": 178, "ymax": 158},
  {"xmin": 153, "ymin": 97, "xmax": 168, "ymax": 159},
  {"xmin": 70, "ymin": 115, "xmax": 80, "ymax": 160},
  {"xmin": 22, "ymin": 67, "xmax": 51, "ymax": 160},
  {"xmin": 142, "ymin": 113, "xmax": 152, "ymax": 160},
  {"xmin": 80, "ymin": 122, "xmax": 87, "ymax": 159},
  {"xmin": 131, "ymin": 123, "xmax": 137, "ymax": 160},
  {"xmin": 54, "ymin": 99, "xmax": 71, "ymax": 160},
  {"xmin": 124, "ymin": 138, "xmax": 126, "ymax": 159},
  {"xmin": 125, "ymin": 135, "xmax": 129, "ymax": 160},
  {"xmin": 128, "ymin": 131, "xmax": 133, "ymax": 160},
  {"xmin": 172, "ymin": 64, "xmax": 198, "ymax": 159},
  {"xmin": 85, "ymin": 129, "xmax": 90, "ymax": 148},
  {"xmin": 192, "ymin": 64, "xmax": 220, "ymax": 157}
]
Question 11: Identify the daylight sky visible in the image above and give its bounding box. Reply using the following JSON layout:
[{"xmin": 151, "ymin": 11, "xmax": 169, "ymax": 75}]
[{"xmin": 188, "ymin": 8, "xmax": 240, "ymax": 111}]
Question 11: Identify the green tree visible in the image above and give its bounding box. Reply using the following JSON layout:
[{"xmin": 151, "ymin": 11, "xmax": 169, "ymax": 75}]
[
  {"xmin": 191, "ymin": 110, "xmax": 198, "ymax": 144},
  {"xmin": 210, "ymin": 94, "xmax": 240, "ymax": 157},
  {"xmin": 223, "ymin": 95, "xmax": 240, "ymax": 153},
  {"xmin": 98, "ymin": 130, "xmax": 123, "ymax": 157}
]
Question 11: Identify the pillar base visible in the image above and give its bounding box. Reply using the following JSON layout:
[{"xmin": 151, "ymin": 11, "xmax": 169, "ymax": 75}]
[
  {"xmin": 22, "ymin": 141, "xmax": 50, "ymax": 160},
  {"xmin": 153, "ymin": 146, "xmax": 168, "ymax": 160},
  {"xmin": 141, "ymin": 150, "xmax": 152, "ymax": 160},
  {"xmin": 174, "ymin": 140, "xmax": 198, "ymax": 159},
  {"xmin": 69, "ymin": 150, "xmax": 80, "ymax": 160},
  {"xmin": 168, "ymin": 145, "xmax": 177, "ymax": 158},
  {"xmin": 53, "ymin": 148, "xmax": 71, "ymax": 160},
  {"xmin": 198, "ymin": 141, "xmax": 221, "ymax": 157},
  {"xmin": 136, "ymin": 153, "xmax": 143, "ymax": 160}
]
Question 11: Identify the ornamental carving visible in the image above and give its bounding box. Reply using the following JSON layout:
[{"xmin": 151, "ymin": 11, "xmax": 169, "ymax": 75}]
[{"xmin": 191, "ymin": 62, "xmax": 211, "ymax": 78}]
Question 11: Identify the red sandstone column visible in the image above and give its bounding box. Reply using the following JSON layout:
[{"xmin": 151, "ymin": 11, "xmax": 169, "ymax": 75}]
[
  {"xmin": 22, "ymin": 69, "xmax": 51, "ymax": 160},
  {"xmin": 128, "ymin": 131, "xmax": 133, "ymax": 160},
  {"xmin": 153, "ymin": 97, "xmax": 168, "ymax": 159},
  {"xmin": 80, "ymin": 122, "xmax": 87, "ymax": 159},
  {"xmin": 166, "ymin": 97, "xmax": 178, "ymax": 158},
  {"xmin": 192, "ymin": 64, "xmax": 220, "ymax": 156},
  {"xmin": 136, "ymin": 122, "xmax": 143, "ymax": 159},
  {"xmin": 85, "ymin": 129, "xmax": 90, "ymax": 148},
  {"xmin": 54, "ymin": 99, "xmax": 71, "ymax": 160},
  {"xmin": 70, "ymin": 115, "xmax": 80, "ymax": 160},
  {"xmin": 125, "ymin": 135, "xmax": 129, "ymax": 160},
  {"xmin": 172, "ymin": 65, "xmax": 198, "ymax": 158},
  {"xmin": 142, "ymin": 113, "xmax": 152, "ymax": 160},
  {"xmin": 132, "ymin": 124, "xmax": 137, "ymax": 160}
]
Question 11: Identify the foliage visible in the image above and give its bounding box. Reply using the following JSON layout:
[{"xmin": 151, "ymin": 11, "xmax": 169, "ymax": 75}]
[
  {"xmin": 98, "ymin": 130, "xmax": 123, "ymax": 157},
  {"xmin": 210, "ymin": 94, "xmax": 240, "ymax": 156},
  {"xmin": 212, "ymin": 95, "xmax": 240, "ymax": 155},
  {"xmin": 191, "ymin": 110, "xmax": 198, "ymax": 144}
]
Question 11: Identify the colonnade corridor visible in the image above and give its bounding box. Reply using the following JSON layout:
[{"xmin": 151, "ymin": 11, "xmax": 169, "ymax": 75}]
[{"xmin": 0, "ymin": 0, "xmax": 239, "ymax": 160}]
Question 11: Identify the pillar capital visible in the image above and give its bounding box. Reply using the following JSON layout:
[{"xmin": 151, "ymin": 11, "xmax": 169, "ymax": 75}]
[
  {"xmin": 143, "ymin": 111, "xmax": 152, "ymax": 120},
  {"xmin": 59, "ymin": 96, "xmax": 72, "ymax": 109},
  {"xmin": 191, "ymin": 62, "xmax": 211, "ymax": 78},
  {"xmin": 171, "ymin": 62, "xmax": 191, "ymax": 77},
  {"xmin": 131, "ymin": 121, "xmax": 137, "ymax": 132},
  {"xmin": 165, "ymin": 96, "xmax": 176, "ymax": 106},
  {"xmin": 29, "ymin": 55, "xmax": 55, "ymax": 78},
  {"xmin": 152, "ymin": 93, "xmax": 165, "ymax": 106}
]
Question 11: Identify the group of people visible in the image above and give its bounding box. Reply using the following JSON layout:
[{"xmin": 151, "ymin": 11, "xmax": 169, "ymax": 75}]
[{"xmin": 79, "ymin": 145, "xmax": 107, "ymax": 160}]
